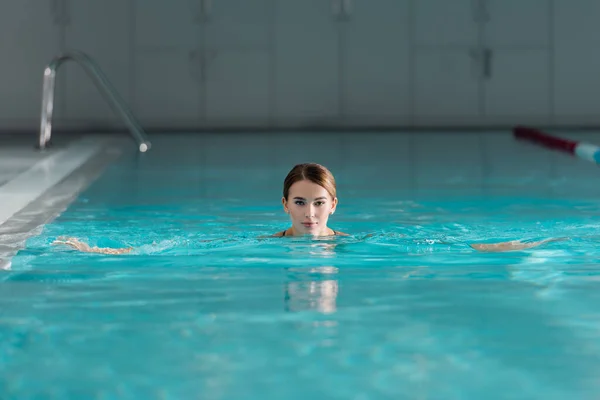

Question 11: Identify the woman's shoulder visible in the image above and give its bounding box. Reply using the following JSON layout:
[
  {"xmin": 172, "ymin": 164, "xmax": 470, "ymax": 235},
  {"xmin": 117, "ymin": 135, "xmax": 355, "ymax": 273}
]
[{"xmin": 333, "ymin": 230, "xmax": 350, "ymax": 236}]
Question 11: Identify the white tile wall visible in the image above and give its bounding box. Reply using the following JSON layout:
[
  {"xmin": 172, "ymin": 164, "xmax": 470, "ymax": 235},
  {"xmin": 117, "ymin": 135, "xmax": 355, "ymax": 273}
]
[{"xmin": 0, "ymin": 0, "xmax": 597, "ymax": 131}]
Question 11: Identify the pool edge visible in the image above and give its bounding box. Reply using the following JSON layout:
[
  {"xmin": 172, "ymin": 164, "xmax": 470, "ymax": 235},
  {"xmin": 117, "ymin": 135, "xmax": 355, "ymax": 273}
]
[{"xmin": 0, "ymin": 137, "xmax": 129, "ymax": 270}]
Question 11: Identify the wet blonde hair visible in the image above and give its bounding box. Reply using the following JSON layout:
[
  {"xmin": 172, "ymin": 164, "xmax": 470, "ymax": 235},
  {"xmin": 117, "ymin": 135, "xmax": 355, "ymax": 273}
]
[{"xmin": 283, "ymin": 163, "xmax": 337, "ymax": 200}]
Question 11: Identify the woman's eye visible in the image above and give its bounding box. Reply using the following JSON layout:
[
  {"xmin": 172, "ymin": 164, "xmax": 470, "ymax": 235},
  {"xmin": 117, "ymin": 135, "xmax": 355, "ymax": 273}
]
[
  {"xmin": 315, "ymin": 201, "xmax": 324, "ymax": 206},
  {"xmin": 295, "ymin": 201, "xmax": 304, "ymax": 206}
]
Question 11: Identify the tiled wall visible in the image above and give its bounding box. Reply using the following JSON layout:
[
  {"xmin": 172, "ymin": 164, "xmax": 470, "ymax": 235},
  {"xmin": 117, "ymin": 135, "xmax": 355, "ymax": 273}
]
[{"xmin": 0, "ymin": 0, "xmax": 599, "ymax": 132}]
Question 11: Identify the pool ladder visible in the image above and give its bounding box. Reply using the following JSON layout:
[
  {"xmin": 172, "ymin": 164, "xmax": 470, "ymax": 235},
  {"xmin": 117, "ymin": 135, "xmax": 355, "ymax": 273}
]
[{"xmin": 37, "ymin": 50, "xmax": 151, "ymax": 153}]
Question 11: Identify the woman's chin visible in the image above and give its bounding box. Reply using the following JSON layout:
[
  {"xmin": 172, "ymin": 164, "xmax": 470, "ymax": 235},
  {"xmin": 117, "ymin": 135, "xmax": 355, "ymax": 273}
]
[{"xmin": 295, "ymin": 226, "xmax": 321, "ymax": 236}]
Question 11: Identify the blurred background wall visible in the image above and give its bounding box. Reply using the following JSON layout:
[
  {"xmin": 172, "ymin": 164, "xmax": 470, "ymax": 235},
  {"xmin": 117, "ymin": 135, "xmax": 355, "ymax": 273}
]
[{"xmin": 0, "ymin": 0, "xmax": 597, "ymax": 133}]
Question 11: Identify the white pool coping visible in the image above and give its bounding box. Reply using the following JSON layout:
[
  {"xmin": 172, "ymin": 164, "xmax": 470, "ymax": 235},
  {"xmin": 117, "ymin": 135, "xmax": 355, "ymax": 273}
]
[
  {"xmin": 0, "ymin": 137, "xmax": 107, "ymax": 226},
  {"xmin": 0, "ymin": 135, "xmax": 126, "ymax": 270}
]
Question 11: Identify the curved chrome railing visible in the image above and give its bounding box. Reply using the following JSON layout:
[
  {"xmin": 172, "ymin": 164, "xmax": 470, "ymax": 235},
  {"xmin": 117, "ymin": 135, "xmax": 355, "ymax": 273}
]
[{"xmin": 38, "ymin": 50, "xmax": 151, "ymax": 152}]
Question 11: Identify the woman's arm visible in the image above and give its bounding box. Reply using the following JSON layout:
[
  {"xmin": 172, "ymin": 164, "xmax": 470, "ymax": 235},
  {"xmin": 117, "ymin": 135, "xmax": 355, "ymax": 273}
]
[
  {"xmin": 469, "ymin": 237, "xmax": 568, "ymax": 252},
  {"xmin": 53, "ymin": 237, "xmax": 133, "ymax": 255}
]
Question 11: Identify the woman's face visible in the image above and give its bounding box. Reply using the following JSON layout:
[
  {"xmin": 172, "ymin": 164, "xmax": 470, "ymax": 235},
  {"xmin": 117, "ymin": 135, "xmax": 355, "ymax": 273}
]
[{"xmin": 282, "ymin": 179, "xmax": 337, "ymax": 236}]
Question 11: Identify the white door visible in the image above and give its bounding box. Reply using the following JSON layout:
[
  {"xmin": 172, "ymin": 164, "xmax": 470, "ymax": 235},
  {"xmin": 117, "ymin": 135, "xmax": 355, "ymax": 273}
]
[
  {"xmin": 413, "ymin": 0, "xmax": 479, "ymax": 47},
  {"xmin": 482, "ymin": 49, "xmax": 550, "ymax": 123},
  {"xmin": 553, "ymin": 0, "xmax": 600, "ymax": 125},
  {"xmin": 63, "ymin": 0, "xmax": 131, "ymax": 129},
  {"xmin": 203, "ymin": 0, "xmax": 271, "ymax": 127},
  {"xmin": 413, "ymin": 48, "xmax": 481, "ymax": 124},
  {"xmin": 0, "ymin": 0, "xmax": 61, "ymax": 130},
  {"xmin": 483, "ymin": 0, "xmax": 550, "ymax": 47},
  {"xmin": 273, "ymin": 0, "xmax": 341, "ymax": 127},
  {"xmin": 481, "ymin": 0, "xmax": 551, "ymax": 123},
  {"xmin": 412, "ymin": 0, "xmax": 481, "ymax": 125},
  {"xmin": 134, "ymin": 52, "xmax": 203, "ymax": 129},
  {"xmin": 342, "ymin": 0, "xmax": 411, "ymax": 126},
  {"xmin": 133, "ymin": 0, "xmax": 202, "ymax": 128}
]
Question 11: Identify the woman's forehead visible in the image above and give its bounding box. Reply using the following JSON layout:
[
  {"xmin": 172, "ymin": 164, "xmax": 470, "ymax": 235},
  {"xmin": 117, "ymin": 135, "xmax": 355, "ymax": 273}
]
[{"xmin": 288, "ymin": 180, "xmax": 329, "ymax": 197}]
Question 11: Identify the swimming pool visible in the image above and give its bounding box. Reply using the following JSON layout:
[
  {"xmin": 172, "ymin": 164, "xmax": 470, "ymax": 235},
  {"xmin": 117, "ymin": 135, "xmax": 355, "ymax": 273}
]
[{"xmin": 3, "ymin": 131, "xmax": 600, "ymax": 398}]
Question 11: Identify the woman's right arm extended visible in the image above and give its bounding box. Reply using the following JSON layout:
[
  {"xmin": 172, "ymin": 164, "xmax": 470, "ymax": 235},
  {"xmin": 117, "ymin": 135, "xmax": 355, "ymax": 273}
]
[{"xmin": 53, "ymin": 237, "xmax": 134, "ymax": 255}]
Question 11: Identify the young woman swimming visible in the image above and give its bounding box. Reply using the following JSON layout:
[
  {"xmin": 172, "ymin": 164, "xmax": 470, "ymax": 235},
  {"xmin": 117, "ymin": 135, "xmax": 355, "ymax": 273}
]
[
  {"xmin": 52, "ymin": 163, "xmax": 347, "ymax": 254},
  {"xmin": 272, "ymin": 162, "xmax": 348, "ymax": 238},
  {"xmin": 53, "ymin": 162, "xmax": 559, "ymax": 254}
]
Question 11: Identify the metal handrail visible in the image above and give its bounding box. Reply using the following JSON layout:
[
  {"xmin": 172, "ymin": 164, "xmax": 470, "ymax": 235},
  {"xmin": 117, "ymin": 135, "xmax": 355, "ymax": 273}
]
[{"xmin": 38, "ymin": 50, "xmax": 151, "ymax": 152}]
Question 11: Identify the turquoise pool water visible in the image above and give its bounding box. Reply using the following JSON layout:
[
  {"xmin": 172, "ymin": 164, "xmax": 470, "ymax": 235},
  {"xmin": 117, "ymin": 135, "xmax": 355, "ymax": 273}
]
[{"xmin": 3, "ymin": 132, "xmax": 600, "ymax": 399}]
